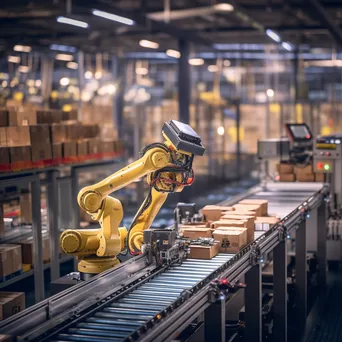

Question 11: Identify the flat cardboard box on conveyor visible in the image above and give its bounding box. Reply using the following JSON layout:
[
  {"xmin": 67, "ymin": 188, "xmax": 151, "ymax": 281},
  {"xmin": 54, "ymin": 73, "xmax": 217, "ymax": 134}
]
[
  {"xmin": 188, "ymin": 242, "xmax": 220, "ymax": 259},
  {"xmin": 212, "ymin": 228, "xmax": 247, "ymax": 253},
  {"xmin": 219, "ymin": 214, "xmax": 255, "ymax": 242},
  {"xmin": 202, "ymin": 205, "xmax": 234, "ymax": 222},
  {"xmin": 238, "ymin": 199, "xmax": 268, "ymax": 216}
]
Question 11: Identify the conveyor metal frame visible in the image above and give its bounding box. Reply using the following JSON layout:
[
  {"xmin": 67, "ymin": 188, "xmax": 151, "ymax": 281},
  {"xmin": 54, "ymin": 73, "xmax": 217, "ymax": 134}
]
[{"xmin": 0, "ymin": 182, "xmax": 329, "ymax": 342}]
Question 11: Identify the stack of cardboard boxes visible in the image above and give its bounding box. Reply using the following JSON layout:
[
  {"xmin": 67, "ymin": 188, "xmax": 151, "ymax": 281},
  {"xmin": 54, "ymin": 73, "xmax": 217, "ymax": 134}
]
[
  {"xmin": 0, "ymin": 108, "xmax": 124, "ymax": 172},
  {"xmin": 0, "ymin": 291, "xmax": 25, "ymax": 322},
  {"xmin": 181, "ymin": 199, "xmax": 280, "ymax": 259},
  {"xmin": 277, "ymin": 163, "xmax": 324, "ymax": 182}
]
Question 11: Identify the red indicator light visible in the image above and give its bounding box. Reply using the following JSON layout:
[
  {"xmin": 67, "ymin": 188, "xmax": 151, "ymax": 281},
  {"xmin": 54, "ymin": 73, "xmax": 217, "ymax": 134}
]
[
  {"xmin": 306, "ymin": 134, "xmax": 311, "ymax": 139},
  {"xmin": 317, "ymin": 163, "xmax": 324, "ymax": 169},
  {"xmin": 326, "ymin": 152, "xmax": 331, "ymax": 156}
]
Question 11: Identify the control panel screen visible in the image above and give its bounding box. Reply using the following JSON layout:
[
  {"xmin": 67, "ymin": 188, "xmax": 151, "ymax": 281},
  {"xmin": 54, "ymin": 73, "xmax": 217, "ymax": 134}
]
[{"xmin": 285, "ymin": 123, "xmax": 312, "ymax": 142}]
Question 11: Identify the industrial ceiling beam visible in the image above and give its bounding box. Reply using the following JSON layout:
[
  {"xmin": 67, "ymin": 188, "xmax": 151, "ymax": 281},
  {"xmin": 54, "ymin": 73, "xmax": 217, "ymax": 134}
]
[{"xmin": 306, "ymin": 0, "xmax": 342, "ymax": 46}]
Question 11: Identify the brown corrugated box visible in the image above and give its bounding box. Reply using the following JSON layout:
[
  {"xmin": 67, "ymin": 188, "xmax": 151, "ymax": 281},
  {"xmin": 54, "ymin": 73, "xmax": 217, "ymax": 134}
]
[
  {"xmin": 65, "ymin": 123, "xmax": 81, "ymax": 141},
  {"xmin": 255, "ymin": 216, "xmax": 280, "ymax": 231},
  {"xmin": 0, "ymin": 128, "xmax": 7, "ymax": 146},
  {"xmin": 188, "ymin": 242, "xmax": 220, "ymax": 259},
  {"xmin": 31, "ymin": 144, "xmax": 52, "ymax": 162},
  {"xmin": 62, "ymin": 109, "xmax": 78, "ymax": 121},
  {"xmin": 211, "ymin": 219, "xmax": 247, "ymax": 229},
  {"xmin": 279, "ymin": 174, "xmax": 295, "ymax": 182},
  {"xmin": 18, "ymin": 237, "xmax": 50, "ymax": 264},
  {"xmin": 0, "ymin": 292, "xmax": 25, "ymax": 320},
  {"xmin": 50, "ymin": 124, "xmax": 66, "ymax": 143},
  {"xmin": 296, "ymin": 173, "xmax": 315, "ymax": 182},
  {"xmin": 294, "ymin": 165, "xmax": 313, "ymax": 175},
  {"xmin": 88, "ymin": 139, "xmax": 101, "ymax": 155},
  {"xmin": 4, "ymin": 127, "xmax": 30, "ymax": 146},
  {"xmin": 29, "ymin": 125, "xmax": 50, "ymax": 145},
  {"xmin": 77, "ymin": 140, "xmax": 88, "ymax": 156},
  {"xmin": 220, "ymin": 214, "xmax": 255, "ymax": 242},
  {"xmin": 101, "ymin": 140, "xmax": 114, "ymax": 153},
  {"xmin": 0, "ymin": 110, "xmax": 8, "ymax": 127},
  {"xmin": 52, "ymin": 143, "xmax": 62, "ymax": 160},
  {"xmin": 277, "ymin": 163, "xmax": 293, "ymax": 174},
  {"xmin": 20, "ymin": 193, "xmax": 32, "ymax": 224},
  {"xmin": 37, "ymin": 110, "xmax": 62, "ymax": 124},
  {"xmin": 0, "ymin": 245, "xmax": 22, "ymax": 277},
  {"xmin": 10, "ymin": 146, "xmax": 31, "ymax": 163},
  {"xmin": 238, "ymin": 199, "xmax": 268, "ymax": 216},
  {"xmin": 233, "ymin": 204, "xmax": 262, "ymax": 217},
  {"xmin": 8, "ymin": 111, "xmax": 36, "ymax": 126},
  {"xmin": 182, "ymin": 228, "xmax": 212, "ymax": 239},
  {"xmin": 315, "ymin": 173, "xmax": 325, "ymax": 182},
  {"xmin": 0, "ymin": 148, "xmax": 10, "ymax": 165},
  {"xmin": 212, "ymin": 228, "xmax": 247, "ymax": 253},
  {"xmin": 202, "ymin": 205, "xmax": 234, "ymax": 221},
  {"xmin": 63, "ymin": 141, "xmax": 77, "ymax": 157}
]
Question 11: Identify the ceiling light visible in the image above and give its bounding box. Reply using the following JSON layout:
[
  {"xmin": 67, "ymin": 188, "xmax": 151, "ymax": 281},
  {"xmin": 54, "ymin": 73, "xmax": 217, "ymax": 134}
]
[
  {"xmin": 18, "ymin": 66, "xmax": 30, "ymax": 73},
  {"xmin": 217, "ymin": 126, "xmax": 225, "ymax": 136},
  {"xmin": 27, "ymin": 79, "xmax": 35, "ymax": 87},
  {"xmin": 13, "ymin": 45, "xmax": 31, "ymax": 53},
  {"xmin": 208, "ymin": 65, "xmax": 218, "ymax": 72},
  {"xmin": 266, "ymin": 29, "xmax": 281, "ymax": 43},
  {"xmin": 223, "ymin": 60, "xmax": 231, "ymax": 67},
  {"xmin": 60, "ymin": 77, "xmax": 70, "ymax": 86},
  {"xmin": 67, "ymin": 62, "xmax": 78, "ymax": 69},
  {"xmin": 8, "ymin": 56, "xmax": 20, "ymax": 64},
  {"xmin": 35, "ymin": 80, "xmax": 42, "ymax": 87},
  {"xmin": 213, "ymin": 3, "xmax": 234, "ymax": 12},
  {"xmin": 136, "ymin": 67, "xmax": 148, "ymax": 75},
  {"xmin": 95, "ymin": 71, "xmax": 102, "ymax": 79},
  {"xmin": 266, "ymin": 89, "xmax": 274, "ymax": 97},
  {"xmin": 139, "ymin": 39, "xmax": 159, "ymax": 49},
  {"xmin": 92, "ymin": 9, "xmax": 134, "ymax": 26},
  {"xmin": 50, "ymin": 44, "xmax": 77, "ymax": 53},
  {"xmin": 56, "ymin": 54, "xmax": 73, "ymax": 61},
  {"xmin": 281, "ymin": 42, "xmax": 293, "ymax": 51},
  {"xmin": 189, "ymin": 58, "xmax": 204, "ymax": 66},
  {"xmin": 57, "ymin": 16, "xmax": 89, "ymax": 28},
  {"xmin": 166, "ymin": 49, "xmax": 181, "ymax": 58},
  {"xmin": 1, "ymin": 81, "xmax": 7, "ymax": 88},
  {"xmin": 84, "ymin": 71, "xmax": 93, "ymax": 79}
]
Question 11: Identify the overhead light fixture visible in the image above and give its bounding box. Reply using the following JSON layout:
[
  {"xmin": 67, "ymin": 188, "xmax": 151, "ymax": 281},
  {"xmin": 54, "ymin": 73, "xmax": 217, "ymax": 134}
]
[
  {"xmin": 92, "ymin": 9, "xmax": 135, "ymax": 26},
  {"xmin": 189, "ymin": 58, "xmax": 204, "ymax": 66},
  {"xmin": 57, "ymin": 16, "xmax": 89, "ymax": 29},
  {"xmin": 95, "ymin": 71, "xmax": 102, "ymax": 79},
  {"xmin": 223, "ymin": 60, "xmax": 231, "ymax": 67},
  {"xmin": 266, "ymin": 29, "xmax": 281, "ymax": 43},
  {"xmin": 50, "ymin": 44, "xmax": 77, "ymax": 53},
  {"xmin": 13, "ymin": 45, "xmax": 31, "ymax": 53},
  {"xmin": 18, "ymin": 65, "xmax": 30, "ymax": 73},
  {"xmin": 208, "ymin": 65, "xmax": 218, "ymax": 72},
  {"xmin": 139, "ymin": 39, "xmax": 159, "ymax": 49},
  {"xmin": 67, "ymin": 62, "xmax": 78, "ymax": 69},
  {"xmin": 281, "ymin": 42, "xmax": 293, "ymax": 51},
  {"xmin": 84, "ymin": 71, "xmax": 93, "ymax": 79},
  {"xmin": 35, "ymin": 80, "xmax": 42, "ymax": 87},
  {"xmin": 213, "ymin": 3, "xmax": 234, "ymax": 12},
  {"xmin": 56, "ymin": 54, "xmax": 74, "ymax": 61},
  {"xmin": 8, "ymin": 56, "xmax": 20, "ymax": 64},
  {"xmin": 135, "ymin": 67, "xmax": 148, "ymax": 75},
  {"xmin": 60, "ymin": 77, "xmax": 70, "ymax": 86},
  {"xmin": 166, "ymin": 49, "xmax": 181, "ymax": 58},
  {"xmin": 1, "ymin": 81, "xmax": 8, "ymax": 88},
  {"xmin": 217, "ymin": 126, "xmax": 225, "ymax": 136},
  {"xmin": 266, "ymin": 89, "xmax": 274, "ymax": 97}
]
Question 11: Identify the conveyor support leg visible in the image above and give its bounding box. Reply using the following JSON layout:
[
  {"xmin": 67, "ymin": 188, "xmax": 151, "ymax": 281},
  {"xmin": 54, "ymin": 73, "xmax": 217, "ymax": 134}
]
[{"xmin": 204, "ymin": 296, "xmax": 225, "ymax": 342}]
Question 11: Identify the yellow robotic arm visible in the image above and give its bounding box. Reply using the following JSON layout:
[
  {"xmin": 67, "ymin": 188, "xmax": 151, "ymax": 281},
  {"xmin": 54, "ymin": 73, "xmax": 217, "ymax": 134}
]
[{"xmin": 60, "ymin": 120, "xmax": 205, "ymax": 276}]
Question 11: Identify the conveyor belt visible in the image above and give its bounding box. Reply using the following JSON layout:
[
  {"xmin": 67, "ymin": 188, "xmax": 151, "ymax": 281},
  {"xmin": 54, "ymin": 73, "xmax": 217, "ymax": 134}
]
[{"xmin": 51, "ymin": 254, "xmax": 234, "ymax": 342}]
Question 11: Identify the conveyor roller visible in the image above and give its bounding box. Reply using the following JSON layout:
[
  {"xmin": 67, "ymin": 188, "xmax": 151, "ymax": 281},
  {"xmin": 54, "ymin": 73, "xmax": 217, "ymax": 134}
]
[{"xmin": 52, "ymin": 254, "xmax": 234, "ymax": 342}]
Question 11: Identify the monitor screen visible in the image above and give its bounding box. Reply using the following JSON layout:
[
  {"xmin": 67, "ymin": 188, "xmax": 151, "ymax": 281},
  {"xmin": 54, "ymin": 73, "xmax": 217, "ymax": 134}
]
[{"xmin": 285, "ymin": 123, "xmax": 312, "ymax": 142}]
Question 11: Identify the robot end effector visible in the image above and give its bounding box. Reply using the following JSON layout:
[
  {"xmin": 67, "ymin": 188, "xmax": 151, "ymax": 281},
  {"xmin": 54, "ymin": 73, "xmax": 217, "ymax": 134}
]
[{"xmin": 60, "ymin": 120, "xmax": 205, "ymax": 271}]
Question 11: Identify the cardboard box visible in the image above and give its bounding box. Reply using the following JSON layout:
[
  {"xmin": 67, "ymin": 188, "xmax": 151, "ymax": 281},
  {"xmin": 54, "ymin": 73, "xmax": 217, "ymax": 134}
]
[
  {"xmin": 294, "ymin": 165, "xmax": 313, "ymax": 175},
  {"xmin": 315, "ymin": 173, "xmax": 325, "ymax": 182},
  {"xmin": 0, "ymin": 245, "xmax": 22, "ymax": 278},
  {"xmin": 0, "ymin": 110, "xmax": 8, "ymax": 127},
  {"xmin": 77, "ymin": 140, "xmax": 88, "ymax": 156},
  {"xmin": 31, "ymin": 143, "xmax": 52, "ymax": 162},
  {"xmin": 179, "ymin": 223, "xmax": 209, "ymax": 234},
  {"xmin": 213, "ymin": 228, "xmax": 247, "ymax": 253},
  {"xmin": 29, "ymin": 125, "xmax": 50, "ymax": 146},
  {"xmin": 62, "ymin": 109, "xmax": 78, "ymax": 121},
  {"xmin": 63, "ymin": 141, "xmax": 77, "ymax": 158},
  {"xmin": 5, "ymin": 127, "xmax": 30, "ymax": 147},
  {"xmin": 0, "ymin": 292, "xmax": 25, "ymax": 320},
  {"xmin": 279, "ymin": 173, "xmax": 295, "ymax": 182},
  {"xmin": 277, "ymin": 163, "xmax": 293, "ymax": 174},
  {"xmin": 189, "ymin": 242, "xmax": 220, "ymax": 259},
  {"xmin": 0, "ymin": 128, "xmax": 7, "ymax": 147},
  {"xmin": 20, "ymin": 193, "xmax": 32, "ymax": 224},
  {"xmin": 101, "ymin": 140, "xmax": 114, "ymax": 153},
  {"xmin": 88, "ymin": 139, "xmax": 102, "ymax": 156},
  {"xmin": 8, "ymin": 111, "xmax": 36, "ymax": 126},
  {"xmin": 65, "ymin": 123, "xmax": 81, "ymax": 141},
  {"xmin": 9, "ymin": 146, "xmax": 31, "ymax": 163},
  {"xmin": 238, "ymin": 199, "xmax": 268, "ymax": 216},
  {"xmin": 233, "ymin": 204, "xmax": 262, "ymax": 217},
  {"xmin": 296, "ymin": 173, "xmax": 315, "ymax": 182},
  {"xmin": 211, "ymin": 220, "xmax": 247, "ymax": 229},
  {"xmin": 18, "ymin": 238, "xmax": 50, "ymax": 264},
  {"xmin": 182, "ymin": 228, "xmax": 212, "ymax": 239},
  {"xmin": 255, "ymin": 216, "xmax": 280, "ymax": 231},
  {"xmin": 0, "ymin": 147, "xmax": 10, "ymax": 168},
  {"xmin": 52, "ymin": 143, "xmax": 62, "ymax": 160},
  {"xmin": 50, "ymin": 124, "xmax": 66, "ymax": 143},
  {"xmin": 202, "ymin": 205, "xmax": 234, "ymax": 221},
  {"xmin": 37, "ymin": 110, "xmax": 62, "ymax": 124},
  {"xmin": 220, "ymin": 214, "xmax": 255, "ymax": 242},
  {"xmin": 0, "ymin": 206, "xmax": 4, "ymax": 237}
]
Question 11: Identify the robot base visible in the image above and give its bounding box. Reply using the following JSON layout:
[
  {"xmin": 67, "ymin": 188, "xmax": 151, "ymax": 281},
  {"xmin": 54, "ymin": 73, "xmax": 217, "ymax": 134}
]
[{"xmin": 77, "ymin": 255, "xmax": 120, "ymax": 278}]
